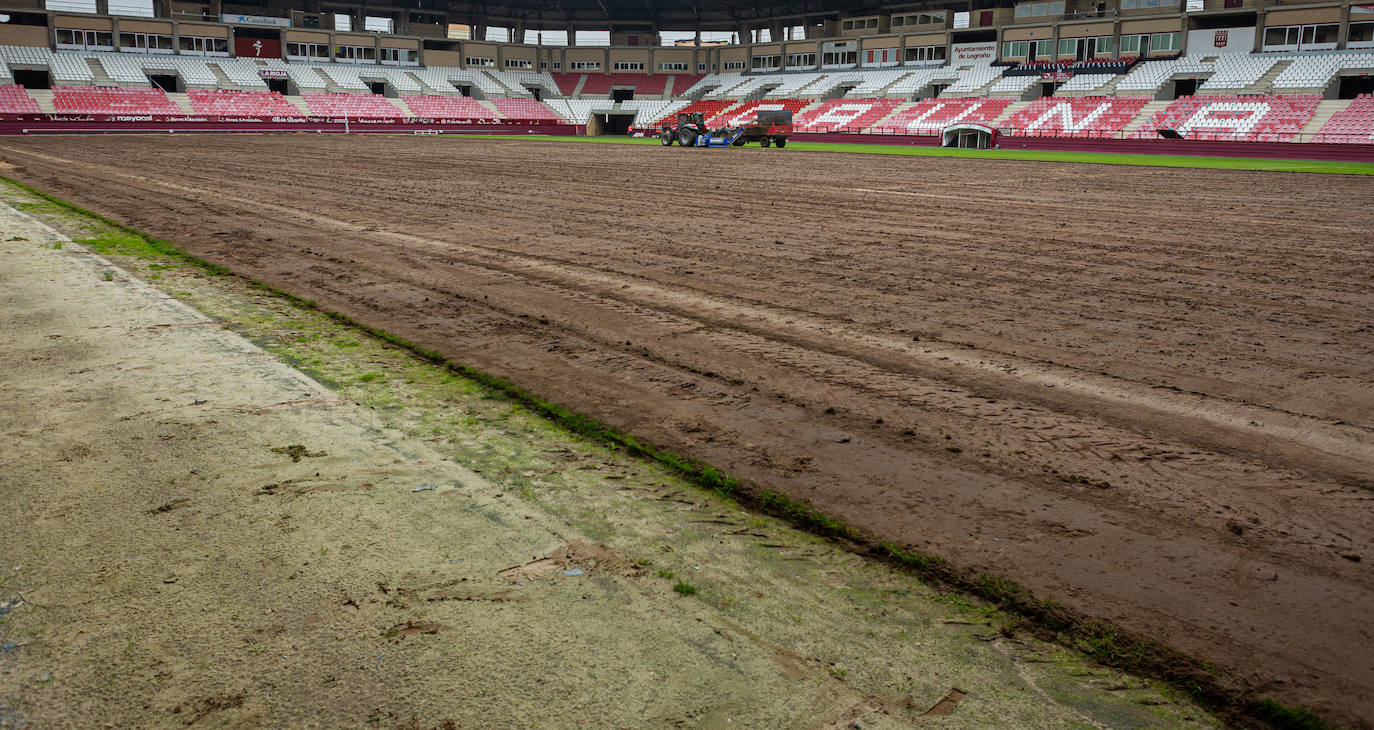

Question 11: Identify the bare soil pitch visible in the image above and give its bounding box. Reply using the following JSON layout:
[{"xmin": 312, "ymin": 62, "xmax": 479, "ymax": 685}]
[{"xmin": 2, "ymin": 136, "xmax": 1371, "ymax": 725}]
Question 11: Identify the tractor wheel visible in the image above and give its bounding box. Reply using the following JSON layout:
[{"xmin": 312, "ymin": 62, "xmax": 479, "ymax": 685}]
[
  {"xmin": 660, "ymin": 132, "xmax": 673, "ymax": 146},
  {"xmin": 761, "ymin": 137, "xmax": 771, "ymax": 148},
  {"xmin": 678, "ymin": 130, "xmax": 697, "ymax": 147},
  {"xmin": 774, "ymin": 137, "xmax": 787, "ymax": 148}
]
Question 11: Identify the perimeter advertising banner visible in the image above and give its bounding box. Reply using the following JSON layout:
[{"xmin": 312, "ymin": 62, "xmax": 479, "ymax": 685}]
[{"xmin": 234, "ymin": 38, "xmax": 283, "ymax": 59}]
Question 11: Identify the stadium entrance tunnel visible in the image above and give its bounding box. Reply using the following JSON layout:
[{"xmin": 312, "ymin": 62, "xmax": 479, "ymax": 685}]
[
  {"xmin": 1339, "ymin": 75, "xmax": 1374, "ymax": 98},
  {"xmin": 942, "ymin": 123, "xmax": 996, "ymax": 149},
  {"xmin": 150, "ymin": 74, "xmax": 181, "ymax": 93},
  {"xmin": 588, "ymin": 113, "xmax": 636, "ymax": 136},
  {"xmin": 13, "ymin": 69, "xmax": 49, "ymax": 90}
]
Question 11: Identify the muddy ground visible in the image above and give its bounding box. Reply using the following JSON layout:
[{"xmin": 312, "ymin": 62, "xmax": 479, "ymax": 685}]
[
  {"xmin": 0, "ymin": 186, "xmax": 1215, "ymax": 728},
  {"xmin": 0, "ymin": 136, "xmax": 1370, "ymax": 725}
]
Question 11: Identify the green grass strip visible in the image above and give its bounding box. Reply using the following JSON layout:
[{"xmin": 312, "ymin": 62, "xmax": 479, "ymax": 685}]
[
  {"xmin": 1, "ymin": 175, "xmax": 1334, "ymax": 729},
  {"xmin": 443, "ymin": 133, "xmax": 1374, "ymax": 175}
]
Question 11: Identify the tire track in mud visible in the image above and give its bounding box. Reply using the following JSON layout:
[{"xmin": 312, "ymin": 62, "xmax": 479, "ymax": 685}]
[{"xmin": 3, "ymin": 136, "xmax": 1373, "ymax": 725}]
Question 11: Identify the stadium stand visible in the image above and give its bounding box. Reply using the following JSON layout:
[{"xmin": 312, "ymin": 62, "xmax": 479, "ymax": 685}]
[
  {"xmin": 545, "ymin": 98, "xmax": 611, "ymax": 124},
  {"xmin": 318, "ymin": 65, "xmax": 369, "ymax": 91},
  {"xmin": 885, "ymin": 67, "xmax": 944, "ymax": 97},
  {"xmin": 679, "ymin": 73, "xmax": 741, "ymax": 97},
  {"xmin": 705, "ymin": 74, "xmax": 775, "ymax": 99},
  {"xmin": 212, "ymin": 58, "xmax": 272, "ymax": 88},
  {"xmin": 650, "ymin": 98, "xmax": 735, "ymax": 126},
  {"xmin": 1115, "ymin": 51, "xmax": 1374, "ymax": 95},
  {"xmin": 988, "ymin": 74, "xmax": 1041, "ymax": 96},
  {"xmin": 285, "ymin": 64, "xmax": 329, "ymax": 90},
  {"xmin": 1057, "ymin": 73, "xmax": 1116, "ymax": 94},
  {"xmin": 1000, "ymin": 96, "xmax": 1149, "ymax": 137},
  {"xmin": 845, "ymin": 69, "xmax": 912, "ymax": 97},
  {"xmin": 551, "ymin": 73, "xmax": 581, "ymax": 96},
  {"xmin": 1273, "ymin": 51, "xmax": 1374, "ymax": 90},
  {"xmin": 619, "ymin": 99, "xmax": 688, "ymax": 127},
  {"xmin": 1114, "ymin": 56, "xmax": 1194, "ymax": 93},
  {"xmin": 0, "ymin": 84, "xmax": 38, "ymax": 113},
  {"xmin": 1129, "ymin": 94, "xmax": 1320, "ymax": 141},
  {"xmin": 187, "ymin": 89, "xmax": 300, "ymax": 116},
  {"xmin": 1312, "ymin": 94, "xmax": 1374, "ymax": 143},
  {"xmin": 493, "ymin": 70, "xmax": 562, "ymax": 97},
  {"xmin": 52, "ymin": 85, "xmax": 180, "ymax": 114},
  {"xmin": 307, "ymin": 64, "xmax": 422, "ymax": 93},
  {"xmin": 51, "ymin": 55, "xmax": 96, "ymax": 84},
  {"xmin": 0, "ymin": 45, "xmax": 87, "ymax": 83},
  {"xmin": 762, "ymin": 72, "xmax": 829, "ymax": 98},
  {"xmin": 666, "ymin": 75, "xmax": 703, "ymax": 96},
  {"xmin": 67, "ymin": 52, "xmax": 220, "ymax": 87},
  {"xmin": 95, "ymin": 53, "xmax": 152, "ymax": 84},
  {"xmin": 1198, "ymin": 54, "xmax": 1284, "ymax": 91},
  {"xmin": 410, "ymin": 66, "xmax": 508, "ymax": 97},
  {"xmin": 792, "ymin": 98, "xmax": 902, "ymax": 132},
  {"xmin": 2, "ymin": 40, "xmax": 1373, "ymax": 147},
  {"xmin": 302, "ymin": 92, "xmax": 407, "ymax": 118},
  {"xmin": 708, "ymin": 98, "xmax": 811, "ymax": 127},
  {"xmin": 402, "ymin": 94, "xmax": 498, "ymax": 119},
  {"xmin": 873, "ymin": 97, "xmax": 1013, "ymax": 135},
  {"xmin": 804, "ymin": 71, "xmax": 868, "ymax": 98},
  {"xmin": 490, "ymin": 96, "xmax": 563, "ymax": 121},
  {"xmin": 577, "ymin": 73, "xmax": 669, "ymax": 96},
  {"xmin": 944, "ymin": 64, "xmax": 1003, "ymax": 94}
]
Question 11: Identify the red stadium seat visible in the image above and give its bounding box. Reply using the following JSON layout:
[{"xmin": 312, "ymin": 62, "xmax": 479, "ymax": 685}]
[
  {"xmin": 1311, "ymin": 94, "xmax": 1374, "ymax": 145},
  {"xmin": 489, "ymin": 97, "xmax": 562, "ymax": 122},
  {"xmin": 302, "ymin": 92, "xmax": 407, "ymax": 119},
  {"xmin": 187, "ymin": 89, "xmax": 299, "ymax": 116},
  {"xmin": 873, "ymin": 98, "xmax": 1014, "ymax": 136},
  {"xmin": 0, "ymin": 84, "xmax": 39, "ymax": 114},
  {"xmin": 552, "ymin": 72, "xmax": 691, "ymax": 98},
  {"xmin": 999, "ymin": 96, "xmax": 1149, "ymax": 138},
  {"xmin": 52, "ymin": 86, "xmax": 180, "ymax": 115},
  {"xmin": 1128, "ymin": 94, "xmax": 1320, "ymax": 142},
  {"xmin": 402, "ymin": 95, "xmax": 500, "ymax": 120},
  {"xmin": 791, "ymin": 98, "xmax": 902, "ymax": 133},
  {"xmin": 650, "ymin": 99, "xmax": 736, "ymax": 127},
  {"xmin": 708, "ymin": 98, "xmax": 810, "ymax": 127}
]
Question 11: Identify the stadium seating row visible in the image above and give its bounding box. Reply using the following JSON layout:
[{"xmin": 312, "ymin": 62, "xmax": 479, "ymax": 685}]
[
  {"xmin": 7, "ymin": 79, "xmax": 1374, "ymax": 143},
  {"xmin": 1313, "ymin": 93, "xmax": 1374, "ymax": 143},
  {"xmin": 0, "ymin": 83, "xmax": 38, "ymax": 113},
  {"xmin": 1129, "ymin": 94, "xmax": 1321, "ymax": 141},
  {"xmin": 52, "ymin": 85, "xmax": 180, "ymax": 114},
  {"xmin": 1001, "ymin": 96, "xmax": 1150, "ymax": 137},
  {"xmin": 9, "ymin": 45, "xmax": 1374, "ymax": 108},
  {"xmin": 187, "ymin": 88, "xmax": 299, "ymax": 115}
]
